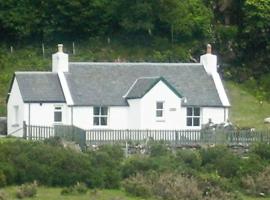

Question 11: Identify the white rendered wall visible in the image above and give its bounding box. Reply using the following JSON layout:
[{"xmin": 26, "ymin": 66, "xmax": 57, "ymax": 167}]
[
  {"xmin": 201, "ymin": 107, "xmax": 228, "ymax": 125},
  {"xmin": 127, "ymin": 99, "xmax": 141, "ymax": 129},
  {"xmin": 7, "ymin": 78, "xmax": 25, "ymax": 137},
  {"xmin": 72, "ymin": 106, "xmax": 128, "ymax": 130},
  {"xmin": 140, "ymin": 81, "xmax": 183, "ymax": 129},
  {"xmin": 109, "ymin": 107, "xmax": 128, "ymax": 129},
  {"xmin": 23, "ymin": 103, "xmax": 71, "ymax": 127},
  {"xmin": 72, "ymin": 107, "xmax": 92, "ymax": 129}
]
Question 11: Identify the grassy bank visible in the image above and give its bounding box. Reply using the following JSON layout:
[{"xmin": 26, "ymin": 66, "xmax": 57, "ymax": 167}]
[
  {"xmin": 2, "ymin": 187, "xmax": 144, "ymax": 200},
  {"xmin": 226, "ymin": 81, "xmax": 270, "ymax": 130}
]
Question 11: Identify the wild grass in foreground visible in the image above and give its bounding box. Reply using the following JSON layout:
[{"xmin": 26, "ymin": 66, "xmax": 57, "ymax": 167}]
[
  {"xmin": 1, "ymin": 186, "xmax": 270, "ymax": 200},
  {"xmin": 2, "ymin": 187, "xmax": 144, "ymax": 200}
]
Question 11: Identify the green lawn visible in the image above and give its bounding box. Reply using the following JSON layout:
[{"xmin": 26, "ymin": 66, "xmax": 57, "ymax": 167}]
[
  {"xmin": 225, "ymin": 81, "xmax": 270, "ymax": 130},
  {"xmin": 2, "ymin": 187, "xmax": 145, "ymax": 200}
]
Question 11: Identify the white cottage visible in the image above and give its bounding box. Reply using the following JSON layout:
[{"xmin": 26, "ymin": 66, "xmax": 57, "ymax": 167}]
[{"xmin": 7, "ymin": 44, "xmax": 230, "ymax": 137}]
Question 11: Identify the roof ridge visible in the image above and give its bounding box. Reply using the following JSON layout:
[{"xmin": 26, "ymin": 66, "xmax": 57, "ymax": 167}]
[
  {"xmin": 69, "ymin": 62, "xmax": 202, "ymax": 66},
  {"xmin": 15, "ymin": 71, "xmax": 55, "ymax": 74},
  {"xmin": 137, "ymin": 76, "xmax": 161, "ymax": 80}
]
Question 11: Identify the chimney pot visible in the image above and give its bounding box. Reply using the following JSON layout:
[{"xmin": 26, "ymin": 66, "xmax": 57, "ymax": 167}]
[
  {"xmin": 200, "ymin": 44, "xmax": 217, "ymax": 75},
  {"xmin": 207, "ymin": 44, "xmax": 212, "ymax": 54},
  {"xmin": 52, "ymin": 44, "xmax": 68, "ymax": 72},
  {"xmin": 58, "ymin": 44, "xmax": 63, "ymax": 52}
]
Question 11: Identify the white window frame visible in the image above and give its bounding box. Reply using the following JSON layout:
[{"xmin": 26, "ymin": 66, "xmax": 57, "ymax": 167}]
[
  {"xmin": 54, "ymin": 106, "xmax": 63, "ymax": 123},
  {"xmin": 186, "ymin": 107, "xmax": 201, "ymax": 127},
  {"xmin": 93, "ymin": 106, "xmax": 109, "ymax": 127},
  {"xmin": 156, "ymin": 101, "xmax": 165, "ymax": 119}
]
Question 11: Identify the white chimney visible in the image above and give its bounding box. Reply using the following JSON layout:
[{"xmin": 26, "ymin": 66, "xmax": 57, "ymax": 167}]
[
  {"xmin": 52, "ymin": 44, "xmax": 69, "ymax": 72},
  {"xmin": 200, "ymin": 44, "xmax": 217, "ymax": 75}
]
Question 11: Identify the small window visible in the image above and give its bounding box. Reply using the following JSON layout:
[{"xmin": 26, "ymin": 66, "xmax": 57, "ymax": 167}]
[
  {"xmin": 93, "ymin": 106, "xmax": 108, "ymax": 126},
  {"xmin": 156, "ymin": 101, "xmax": 164, "ymax": 118},
  {"xmin": 13, "ymin": 105, "xmax": 19, "ymax": 125},
  {"xmin": 54, "ymin": 106, "xmax": 62, "ymax": 123},
  {"xmin": 186, "ymin": 107, "xmax": 200, "ymax": 127}
]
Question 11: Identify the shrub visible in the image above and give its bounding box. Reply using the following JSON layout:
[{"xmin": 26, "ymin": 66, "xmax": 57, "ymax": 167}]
[
  {"xmin": 241, "ymin": 175, "xmax": 256, "ymax": 195},
  {"xmin": 238, "ymin": 154, "xmax": 265, "ymax": 176},
  {"xmin": 61, "ymin": 182, "xmax": 87, "ymax": 195},
  {"xmin": 74, "ymin": 182, "xmax": 87, "ymax": 194},
  {"xmin": 202, "ymin": 186, "xmax": 242, "ymax": 200},
  {"xmin": 0, "ymin": 190, "xmax": 7, "ymax": 200},
  {"xmin": 148, "ymin": 141, "xmax": 170, "ymax": 157},
  {"xmin": 0, "ymin": 171, "xmax": 6, "ymax": 188},
  {"xmin": 122, "ymin": 173, "xmax": 152, "ymax": 198},
  {"xmin": 254, "ymin": 167, "xmax": 270, "ymax": 195},
  {"xmin": 176, "ymin": 149, "xmax": 202, "ymax": 169},
  {"xmin": 200, "ymin": 146, "xmax": 241, "ymax": 178},
  {"xmin": 43, "ymin": 136, "xmax": 62, "ymax": 147},
  {"xmin": 16, "ymin": 181, "xmax": 37, "ymax": 199},
  {"xmin": 241, "ymin": 166, "xmax": 270, "ymax": 196},
  {"xmin": 61, "ymin": 187, "xmax": 75, "ymax": 195},
  {"xmin": 198, "ymin": 172, "xmax": 233, "ymax": 193},
  {"xmin": 250, "ymin": 143, "xmax": 270, "ymax": 161},
  {"xmin": 0, "ymin": 140, "xmax": 93, "ymax": 186},
  {"xmin": 152, "ymin": 173, "xmax": 202, "ymax": 200},
  {"xmin": 200, "ymin": 146, "xmax": 229, "ymax": 166},
  {"xmin": 122, "ymin": 155, "xmax": 157, "ymax": 178},
  {"xmin": 88, "ymin": 145, "xmax": 124, "ymax": 188},
  {"xmin": 215, "ymin": 152, "xmax": 241, "ymax": 178}
]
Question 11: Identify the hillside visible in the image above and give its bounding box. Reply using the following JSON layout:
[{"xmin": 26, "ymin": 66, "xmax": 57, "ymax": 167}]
[
  {"xmin": 0, "ymin": 42, "xmax": 270, "ymax": 129},
  {"xmin": 226, "ymin": 82, "xmax": 270, "ymax": 130}
]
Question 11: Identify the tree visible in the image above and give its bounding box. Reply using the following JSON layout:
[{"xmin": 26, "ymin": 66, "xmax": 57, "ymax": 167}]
[
  {"xmin": 239, "ymin": 0, "xmax": 270, "ymax": 76},
  {"xmin": 117, "ymin": 0, "xmax": 155, "ymax": 35},
  {"xmin": 157, "ymin": 0, "xmax": 213, "ymax": 42}
]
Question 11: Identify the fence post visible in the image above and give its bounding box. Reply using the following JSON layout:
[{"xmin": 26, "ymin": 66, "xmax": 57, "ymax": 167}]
[
  {"xmin": 23, "ymin": 121, "xmax": 27, "ymax": 139},
  {"xmin": 29, "ymin": 124, "xmax": 32, "ymax": 140},
  {"xmin": 72, "ymin": 42, "xmax": 76, "ymax": 55},
  {"xmin": 42, "ymin": 43, "xmax": 45, "ymax": 58},
  {"xmin": 175, "ymin": 130, "xmax": 178, "ymax": 147}
]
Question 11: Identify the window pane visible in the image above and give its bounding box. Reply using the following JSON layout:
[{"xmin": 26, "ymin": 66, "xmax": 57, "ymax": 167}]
[
  {"xmin": 193, "ymin": 117, "xmax": 200, "ymax": 126},
  {"xmin": 101, "ymin": 107, "xmax": 108, "ymax": 115},
  {"xmin": 94, "ymin": 107, "xmax": 100, "ymax": 115},
  {"xmin": 187, "ymin": 117, "xmax": 192, "ymax": 126},
  {"xmin": 194, "ymin": 108, "xmax": 200, "ymax": 116},
  {"xmin": 55, "ymin": 107, "xmax": 62, "ymax": 110},
  {"xmin": 54, "ymin": 112, "xmax": 62, "ymax": 122},
  {"xmin": 156, "ymin": 102, "xmax": 163, "ymax": 109},
  {"xmin": 187, "ymin": 107, "xmax": 192, "ymax": 116},
  {"xmin": 93, "ymin": 117, "xmax": 99, "ymax": 125},
  {"xmin": 101, "ymin": 117, "xmax": 107, "ymax": 125},
  {"xmin": 156, "ymin": 110, "xmax": 163, "ymax": 117}
]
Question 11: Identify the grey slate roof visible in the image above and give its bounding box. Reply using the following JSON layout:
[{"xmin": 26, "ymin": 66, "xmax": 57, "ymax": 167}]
[
  {"xmin": 65, "ymin": 62, "xmax": 223, "ymax": 107},
  {"xmin": 125, "ymin": 77, "xmax": 161, "ymax": 99},
  {"xmin": 125, "ymin": 77, "xmax": 182, "ymax": 99},
  {"xmin": 15, "ymin": 72, "xmax": 66, "ymax": 103}
]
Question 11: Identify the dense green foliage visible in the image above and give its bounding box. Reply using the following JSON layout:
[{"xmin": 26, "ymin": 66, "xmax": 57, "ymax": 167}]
[
  {"xmin": 0, "ymin": 0, "xmax": 269, "ymax": 78},
  {"xmin": 1, "ymin": 139, "xmax": 270, "ymax": 198},
  {"xmin": 0, "ymin": 139, "xmax": 124, "ymax": 188},
  {"xmin": 0, "ymin": 0, "xmax": 269, "ymax": 124}
]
